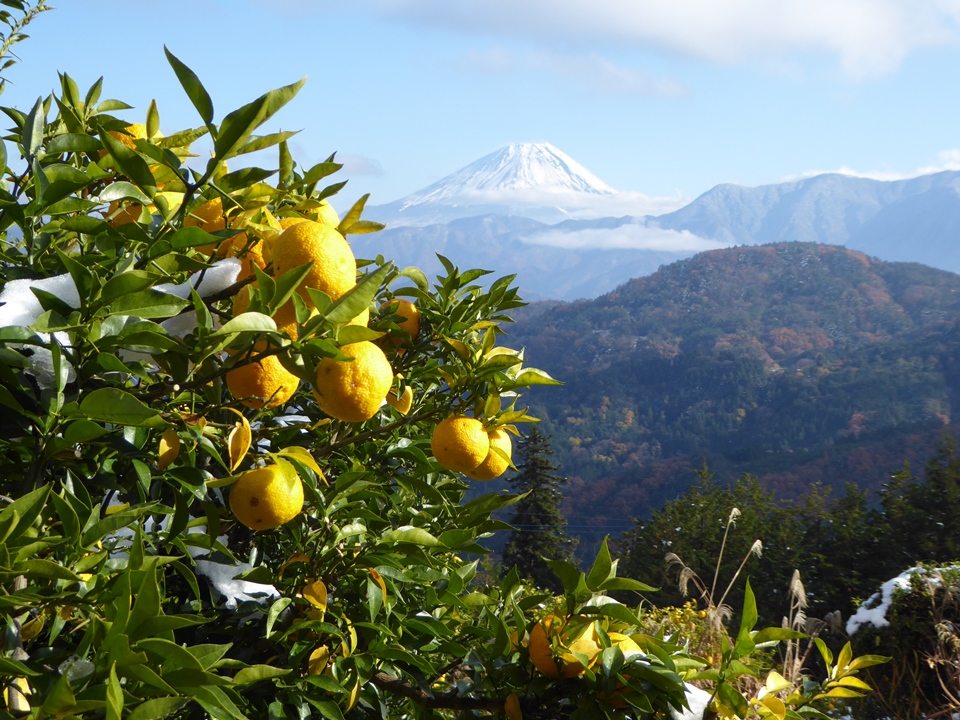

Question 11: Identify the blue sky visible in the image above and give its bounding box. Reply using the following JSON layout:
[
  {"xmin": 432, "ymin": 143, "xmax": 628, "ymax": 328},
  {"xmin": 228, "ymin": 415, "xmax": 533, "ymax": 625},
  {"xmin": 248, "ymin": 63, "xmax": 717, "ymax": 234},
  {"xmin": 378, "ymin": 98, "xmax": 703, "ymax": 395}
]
[{"xmin": 5, "ymin": 1, "xmax": 960, "ymax": 214}]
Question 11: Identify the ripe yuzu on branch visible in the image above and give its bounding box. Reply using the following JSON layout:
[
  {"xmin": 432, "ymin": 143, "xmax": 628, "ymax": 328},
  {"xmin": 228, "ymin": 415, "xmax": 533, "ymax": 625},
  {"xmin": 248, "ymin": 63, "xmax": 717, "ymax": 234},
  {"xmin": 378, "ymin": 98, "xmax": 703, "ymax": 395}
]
[
  {"xmin": 229, "ymin": 464, "xmax": 304, "ymax": 530},
  {"xmin": 313, "ymin": 341, "xmax": 393, "ymax": 422},
  {"xmin": 271, "ymin": 220, "xmax": 356, "ymax": 308},
  {"xmin": 431, "ymin": 416, "xmax": 489, "ymax": 474},
  {"xmin": 226, "ymin": 354, "xmax": 299, "ymax": 409},
  {"xmin": 463, "ymin": 426, "xmax": 512, "ymax": 481}
]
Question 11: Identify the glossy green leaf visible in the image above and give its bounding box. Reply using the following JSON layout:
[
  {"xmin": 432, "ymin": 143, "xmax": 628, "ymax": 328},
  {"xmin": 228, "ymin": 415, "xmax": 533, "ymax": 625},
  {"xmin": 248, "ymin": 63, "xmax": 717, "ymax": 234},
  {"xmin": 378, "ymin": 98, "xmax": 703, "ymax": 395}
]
[
  {"xmin": 214, "ymin": 77, "xmax": 306, "ymax": 161},
  {"xmin": 78, "ymin": 388, "xmax": 161, "ymax": 427},
  {"xmin": 164, "ymin": 47, "xmax": 214, "ymax": 125}
]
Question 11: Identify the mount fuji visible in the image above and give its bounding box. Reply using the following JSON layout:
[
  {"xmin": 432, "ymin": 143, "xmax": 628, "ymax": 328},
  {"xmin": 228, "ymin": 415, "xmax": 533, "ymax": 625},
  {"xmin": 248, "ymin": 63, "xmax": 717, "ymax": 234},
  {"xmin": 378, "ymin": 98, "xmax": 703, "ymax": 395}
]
[
  {"xmin": 370, "ymin": 143, "xmax": 625, "ymax": 226},
  {"xmin": 356, "ymin": 143, "xmax": 960, "ymax": 301}
]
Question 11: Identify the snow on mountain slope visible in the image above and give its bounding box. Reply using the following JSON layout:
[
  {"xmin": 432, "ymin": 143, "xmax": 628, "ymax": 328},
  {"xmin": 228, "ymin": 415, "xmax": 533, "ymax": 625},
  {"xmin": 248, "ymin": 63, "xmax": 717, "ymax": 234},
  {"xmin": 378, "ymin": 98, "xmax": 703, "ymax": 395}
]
[{"xmin": 369, "ymin": 143, "xmax": 632, "ymax": 226}]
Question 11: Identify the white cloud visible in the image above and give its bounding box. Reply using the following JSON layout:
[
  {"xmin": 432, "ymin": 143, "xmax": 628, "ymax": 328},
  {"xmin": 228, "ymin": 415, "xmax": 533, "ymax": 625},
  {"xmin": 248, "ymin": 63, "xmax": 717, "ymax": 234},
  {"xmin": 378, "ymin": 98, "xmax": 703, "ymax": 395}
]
[
  {"xmin": 521, "ymin": 223, "xmax": 729, "ymax": 251},
  {"xmin": 339, "ymin": 153, "xmax": 385, "ymax": 176},
  {"xmin": 361, "ymin": 0, "xmax": 960, "ymax": 77},
  {"xmin": 443, "ymin": 187, "xmax": 689, "ymax": 219},
  {"xmin": 463, "ymin": 47, "xmax": 685, "ymax": 96},
  {"xmin": 784, "ymin": 149, "xmax": 960, "ymax": 183}
]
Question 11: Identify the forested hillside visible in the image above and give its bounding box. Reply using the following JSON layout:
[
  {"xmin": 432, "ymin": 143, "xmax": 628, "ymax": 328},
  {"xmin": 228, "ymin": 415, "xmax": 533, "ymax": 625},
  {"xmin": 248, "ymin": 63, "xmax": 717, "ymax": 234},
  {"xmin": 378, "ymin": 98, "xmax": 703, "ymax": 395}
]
[{"xmin": 507, "ymin": 242, "xmax": 960, "ymax": 520}]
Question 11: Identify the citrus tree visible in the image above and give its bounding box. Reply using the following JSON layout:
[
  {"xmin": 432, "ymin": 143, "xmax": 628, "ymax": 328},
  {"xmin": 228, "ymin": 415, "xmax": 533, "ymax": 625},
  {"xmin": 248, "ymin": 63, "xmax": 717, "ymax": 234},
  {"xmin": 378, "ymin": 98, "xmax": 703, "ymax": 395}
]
[{"xmin": 0, "ymin": 26, "xmax": 886, "ymax": 720}]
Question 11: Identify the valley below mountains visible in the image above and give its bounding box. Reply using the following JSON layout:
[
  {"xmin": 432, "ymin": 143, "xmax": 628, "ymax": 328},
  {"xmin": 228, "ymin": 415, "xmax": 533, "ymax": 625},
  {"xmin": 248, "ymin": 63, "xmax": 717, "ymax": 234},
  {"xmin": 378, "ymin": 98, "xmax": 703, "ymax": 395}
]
[{"xmin": 505, "ymin": 242, "xmax": 960, "ymax": 524}]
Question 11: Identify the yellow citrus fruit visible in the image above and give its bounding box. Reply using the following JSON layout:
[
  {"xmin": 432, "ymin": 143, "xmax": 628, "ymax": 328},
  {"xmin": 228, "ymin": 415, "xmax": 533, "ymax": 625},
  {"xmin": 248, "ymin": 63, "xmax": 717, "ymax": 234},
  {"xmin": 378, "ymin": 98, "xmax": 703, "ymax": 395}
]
[
  {"xmin": 101, "ymin": 123, "xmax": 147, "ymax": 156},
  {"xmin": 386, "ymin": 385, "xmax": 414, "ymax": 415},
  {"xmin": 310, "ymin": 200, "xmax": 340, "ymax": 227},
  {"xmin": 381, "ymin": 298, "xmax": 421, "ymax": 342},
  {"xmin": 463, "ymin": 427, "xmax": 512, "ymax": 481},
  {"xmin": 271, "ymin": 220, "xmax": 356, "ymax": 308},
  {"xmin": 279, "ymin": 215, "xmax": 307, "ymax": 230},
  {"xmin": 431, "ymin": 416, "xmax": 489, "ymax": 474},
  {"xmin": 185, "ymin": 196, "xmax": 227, "ymax": 232},
  {"xmin": 229, "ymin": 464, "xmax": 304, "ymax": 530},
  {"xmin": 559, "ymin": 623, "xmax": 600, "ymax": 677},
  {"xmin": 313, "ymin": 341, "xmax": 393, "ymax": 422},
  {"xmin": 226, "ymin": 353, "xmax": 299, "ymax": 409},
  {"xmin": 528, "ymin": 621, "xmax": 560, "ymax": 679},
  {"xmin": 105, "ymin": 200, "xmax": 144, "ymax": 227},
  {"xmin": 608, "ymin": 632, "xmax": 642, "ymax": 658}
]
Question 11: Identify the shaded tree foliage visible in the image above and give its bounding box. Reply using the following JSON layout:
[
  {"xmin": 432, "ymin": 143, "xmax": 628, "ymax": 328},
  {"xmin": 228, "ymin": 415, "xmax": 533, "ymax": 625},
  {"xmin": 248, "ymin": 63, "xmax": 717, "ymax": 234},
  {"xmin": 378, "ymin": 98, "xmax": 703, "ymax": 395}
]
[{"xmin": 501, "ymin": 428, "xmax": 577, "ymax": 592}]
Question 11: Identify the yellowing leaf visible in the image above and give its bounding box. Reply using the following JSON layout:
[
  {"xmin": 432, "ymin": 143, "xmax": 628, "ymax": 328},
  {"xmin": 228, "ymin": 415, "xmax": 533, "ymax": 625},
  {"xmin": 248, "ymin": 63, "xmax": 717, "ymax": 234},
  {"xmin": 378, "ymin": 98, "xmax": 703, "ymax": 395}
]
[
  {"xmin": 369, "ymin": 568, "xmax": 387, "ymax": 599},
  {"xmin": 227, "ymin": 416, "xmax": 252, "ymax": 472},
  {"xmin": 832, "ymin": 676, "xmax": 873, "ymax": 691},
  {"xmin": 303, "ymin": 578, "xmax": 327, "ymax": 613},
  {"xmin": 275, "ymin": 446, "xmax": 326, "ymax": 484},
  {"xmin": 504, "ymin": 693, "xmax": 522, "ymax": 720},
  {"xmin": 759, "ymin": 696, "xmax": 786, "ymax": 720},
  {"xmin": 158, "ymin": 427, "xmax": 181, "ymax": 471},
  {"xmin": 20, "ymin": 615, "xmax": 44, "ymax": 641},
  {"xmin": 105, "ymin": 503, "xmax": 130, "ymax": 515},
  {"xmin": 764, "ymin": 670, "xmax": 791, "ymax": 693},
  {"xmin": 308, "ymin": 645, "xmax": 330, "ymax": 676},
  {"xmin": 345, "ymin": 680, "xmax": 361, "ymax": 712},
  {"xmin": 443, "ymin": 337, "xmax": 471, "ymax": 360}
]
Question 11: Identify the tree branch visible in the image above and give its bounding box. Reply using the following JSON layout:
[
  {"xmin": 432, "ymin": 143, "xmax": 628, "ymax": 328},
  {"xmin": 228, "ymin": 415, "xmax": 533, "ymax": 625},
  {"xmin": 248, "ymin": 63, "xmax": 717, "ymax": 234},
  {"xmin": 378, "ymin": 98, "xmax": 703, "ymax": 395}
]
[{"xmin": 370, "ymin": 671, "xmax": 503, "ymax": 712}]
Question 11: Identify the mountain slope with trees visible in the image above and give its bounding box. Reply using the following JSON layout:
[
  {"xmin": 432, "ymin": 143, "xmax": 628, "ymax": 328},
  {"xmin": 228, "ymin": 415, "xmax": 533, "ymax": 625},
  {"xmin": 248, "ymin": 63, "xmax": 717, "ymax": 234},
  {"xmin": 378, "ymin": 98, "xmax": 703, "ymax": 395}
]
[{"xmin": 507, "ymin": 242, "xmax": 960, "ymax": 521}]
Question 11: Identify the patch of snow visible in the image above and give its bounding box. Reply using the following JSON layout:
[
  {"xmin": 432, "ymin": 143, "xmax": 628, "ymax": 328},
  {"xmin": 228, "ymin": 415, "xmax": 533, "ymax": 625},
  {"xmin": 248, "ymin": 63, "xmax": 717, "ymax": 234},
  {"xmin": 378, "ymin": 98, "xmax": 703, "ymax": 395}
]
[
  {"xmin": 195, "ymin": 558, "xmax": 279, "ymax": 610},
  {"xmin": 846, "ymin": 565, "xmax": 960, "ymax": 634},
  {"xmin": 670, "ymin": 684, "xmax": 713, "ymax": 720}
]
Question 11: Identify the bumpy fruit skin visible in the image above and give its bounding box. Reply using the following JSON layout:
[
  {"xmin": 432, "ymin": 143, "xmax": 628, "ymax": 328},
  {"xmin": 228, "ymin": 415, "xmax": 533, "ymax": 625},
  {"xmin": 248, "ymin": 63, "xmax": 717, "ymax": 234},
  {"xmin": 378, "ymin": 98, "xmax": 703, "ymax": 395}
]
[
  {"xmin": 229, "ymin": 464, "xmax": 304, "ymax": 530},
  {"xmin": 431, "ymin": 416, "xmax": 490, "ymax": 474},
  {"xmin": 313, "ymin": 341, "xmax": 393, "ymax": 422},
  {"xmin": 381, "ymin": 298, "xmax": 421, "ymax": 341},
  {"xmin": 226, "ymin": 354, "xmax": 299, "ymax": 409},
  {"xmin": 463, "ymin": 427, "xmax": 512, "ymax": 481},
  {"xmin": 271, "ymin": 220, "xmax": 356, "ymax": 308},
  {"xmin": 386, "ymin": 385, "xmax": 414, "ymax": 415}
]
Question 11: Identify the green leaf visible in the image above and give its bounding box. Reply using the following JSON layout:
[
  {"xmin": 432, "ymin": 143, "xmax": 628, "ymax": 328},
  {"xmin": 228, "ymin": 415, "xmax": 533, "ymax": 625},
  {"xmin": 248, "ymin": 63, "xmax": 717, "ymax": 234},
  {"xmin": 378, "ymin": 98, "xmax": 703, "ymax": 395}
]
[
  {"xmin": 0, "ymin": 485, "xmax": 49, "ymax": 544},
  {"xmin": 717, "ymin": 683, "xmax": 748, "ymax": 718},
  {"xmin": 106, "ymin": 664, "xmax": 123, "ymax": 720},
  {"xmin": 164, "ymin": 47, "xmax": 214, "ymax": 126},
  {"xmin": 99, "ymin": 181, "xmax": 152, "ymax": 204},
  {"xmin": 127, "ymin": 697, "xmax": 190, "ymax": 720},
  {"xmin": 16, "ymin": 558, "xmax": 80, "ymax": 581},
  {"xmin": 233, "ymin": 665, "xmax": 291, "ymax": 685},
  {"xmin": 78, "ymin": 388, "xmax": 162, "ymax": 427},
  {"xmin": 101, "ymin": 131, "xmax": 157, "ymax": 198},
  {"xmin": 46, "ymin": 133, "xmax": 103, "ymax": 154},
  {"xmin": 136, "ymin": 638, "xmax": 205, "ymax": 671},
  {"xmin": 101, "ymin": 271, "xmax": 160, "ymax": 303},
  {"xmin": 510, "ymin": 368, "xmax": 563, "ymax": 387},
  {"xmin": 107, "ymin": 289, "xmax": 190, "ymax": 319},
  {"xmin": 266, "ymin": 597, "xmax": 292, "ymax": 638},
  {"xmin": 213, "ymin": 312, "xmax": 277, "ymax": 336},
  {"xmin": 586, "ymin": 536, "xmax": 614, "ymax": 591},
  {"xmin": 546, "ymin": 559, "xmax": 582, "ymax": 594},
  {"xmin": 382, "ymin": 526, "xmax": 440, "ymax": 546},
  {"xmin": 325, "ymin": 264, "xmax": 390, "ymax": 325},
  {"xmin": 22, "ymin": 96, "xmax": 44, "ymax": 159},
  {"xmin": 169, "ymin": 226, "xmax": 223, "ymax": 249},
  {"xmin": 40, "ymin": 673, "xmax": 77, "ymax": 718},
  {"xmin": 309, "ymin": 700, "xmax": 346, "ymax": 720},
  {"xmin": 845, "ymin": 654, "xmax": 891, "ymax": 672},
  {"xmin": 596, "ymin": 577, "xmax": 658, "ymax": 593},
  {"xmin": 216, "ymin": 166, "xmax": 277, "ymax": 194},
  {"xmin": 337, "ymin": 193, "xmax": 369, "ymax": 234},
  {"xmin": 735, "ymin": 580, "xmax": 758, "ymax": 658},
  {"xmin": 753, "ymin": 627, "xmax": 807, "ymax": 644},
  {"xmin": 214, "ymin": 77, "xmax": 306, "ymax": 161}
]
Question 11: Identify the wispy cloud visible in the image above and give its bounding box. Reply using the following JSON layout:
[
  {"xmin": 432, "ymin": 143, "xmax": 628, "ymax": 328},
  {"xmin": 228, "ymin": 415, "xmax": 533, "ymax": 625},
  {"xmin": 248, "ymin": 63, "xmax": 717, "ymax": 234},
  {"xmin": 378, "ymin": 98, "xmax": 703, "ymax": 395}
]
[
  {"xmin": 521, "ymin": 223, "xmax": 729, "ymax": 251},
  {"xmin": 446, "ymin": 187, "xmax": 689, "ymax": 218},
  {"xmin": 784, "ymin": 149, "xmax": 960, "ymax": 183},
  {"xmin": 362, "ymin": 0, "xmax": 960, "ymax": 78},
  {"xmin": 463, "ymin": 47, "xmax": 685, "ymax": 97},
  {"xmin": 339, "ymin": 153, "xmax": 385, "ymax": 177}
]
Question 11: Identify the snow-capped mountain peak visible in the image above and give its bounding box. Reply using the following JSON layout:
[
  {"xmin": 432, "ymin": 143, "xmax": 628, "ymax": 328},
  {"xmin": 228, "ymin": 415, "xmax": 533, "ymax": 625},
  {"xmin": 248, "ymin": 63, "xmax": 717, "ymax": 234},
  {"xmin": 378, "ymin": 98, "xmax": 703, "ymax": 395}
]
[
  {"xmin": 371, "ymin": 142, "xmax": 619, "ymax": 225},
  {"xmin": 408, "ymin": 142, "xmax": 617, "ymax": 202}
]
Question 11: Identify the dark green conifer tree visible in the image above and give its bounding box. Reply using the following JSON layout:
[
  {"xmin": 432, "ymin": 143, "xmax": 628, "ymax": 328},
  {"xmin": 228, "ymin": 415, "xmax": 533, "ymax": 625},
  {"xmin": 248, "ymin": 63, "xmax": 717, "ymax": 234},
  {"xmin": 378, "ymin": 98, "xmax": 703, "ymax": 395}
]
[{"xmin": 501, "ymin": 427, "xmax": 577, "ymax": 592}]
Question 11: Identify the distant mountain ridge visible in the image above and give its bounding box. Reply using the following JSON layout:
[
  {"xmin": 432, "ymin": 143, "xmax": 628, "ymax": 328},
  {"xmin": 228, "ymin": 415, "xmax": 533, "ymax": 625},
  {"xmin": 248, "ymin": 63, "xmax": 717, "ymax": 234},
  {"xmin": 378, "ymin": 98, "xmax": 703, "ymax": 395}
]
[
  {"xmin": 361, "ymin": 145, "xmax": 960, "ymax": 300},
  {"xmin": 505, "ymin": 242, "xmax": 960, "ymax": 521}
]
